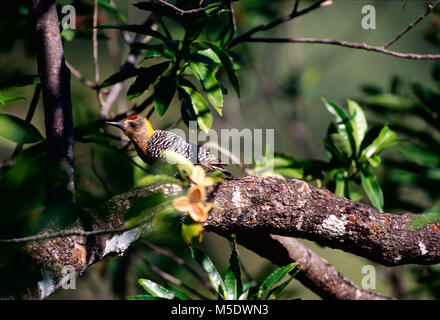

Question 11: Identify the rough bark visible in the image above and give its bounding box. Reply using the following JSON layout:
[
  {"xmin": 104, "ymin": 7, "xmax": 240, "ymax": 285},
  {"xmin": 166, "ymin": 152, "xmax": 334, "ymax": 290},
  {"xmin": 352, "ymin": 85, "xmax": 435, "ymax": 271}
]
[
  {"xmin": 204, "ymin": 176, "xmax": 440, "ymax": 266},
  {"xmin": 2, "ymin": 177, "xmax": 417, "ymax": 300}
]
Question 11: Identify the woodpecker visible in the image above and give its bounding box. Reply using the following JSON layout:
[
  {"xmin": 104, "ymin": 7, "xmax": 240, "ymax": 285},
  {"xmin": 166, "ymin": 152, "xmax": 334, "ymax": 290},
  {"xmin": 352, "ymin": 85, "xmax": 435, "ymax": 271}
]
[{"xmin": 106, "ymin": 116, "xmax": 228, "ymax": 173}]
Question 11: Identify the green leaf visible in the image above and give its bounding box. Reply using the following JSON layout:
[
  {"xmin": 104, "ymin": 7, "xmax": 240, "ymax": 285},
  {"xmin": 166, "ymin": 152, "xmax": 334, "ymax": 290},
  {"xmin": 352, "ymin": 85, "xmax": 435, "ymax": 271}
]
[
  {"xmin": 397, "ymin": 144, "xmax": 440, "ymax": 166},
  {"xmin": 238, "ymin": 289, "xmax": 249, "ymax": 300},
  {"xmin": 257, "ymin": 263, "xmax": 297, "ymax": 299},
  {"xmin": 361, "ymin": 125, "xmax": 397, "ymax": 160},
  {"xmin": 203, "ymin": 42, "xmax": 240, "ymax": 97},
  {"xmin": 347, "ymin": 99, "xmax": 367, "ymax": 155},
  {"xmin": 188, "ymin": 61, "xmax": 223, "ymax": 115},
  {"xmin": 97, "ymin": 24, "xmax": 166, "ymax": 40},
  {"xmin": 360, "ymin": 165, "xmax": 384, "ymax": 211},
  {"xmin": 127, "ymin": 62, "xmax": 169, "ymax": 100},
  {"xmin": 224, "ymin": 234, "xmax": 243, "ymax": 300},
  {"xmin": 189, "ymin": 52, "xmax": 218, "ymax": 66},
  {"xmin": 225, "ymin": 50, "xmax": 245, "ymax": 70},
  {"xmin": 159, "ymin": 17, "xmax": 172, "ymax": 39},
  {"xmin": 329, "ymin": 133, "xmax": 352, "ymax": 159},
  {"xmin": 142, "ymin": 41, "xmax": 179, "ymax": 60},
  {"xmin": 196, "ymin": 49, "xmax": 221, "ymax": 64},
  {"xmin": 168, "ymin": 286, "xmax": 192, "ymax": 300},
  {"xmin": 324, "ymin": 137, "xmax": 347, "ymax": 163},
  {"xmin": 138, "ymin": 279, "xmax": 174, "ymax": 299},
  {"xmin": 99, "ymin": 68, "xmax": 139, "ymax": 88},
  {"xmin": 266, "ymin": 271, "xmax": 298, "ymax": 300},
  {"xmin": 124, "ymin": 192, "xmax": 170, "ymax": 228},
  {"xmin": 364, "ymin": 93, "xmax": 415, "ymax": 111},
  {"xmin": 181, "ymin": 222, "xmax": 204, "ymax": 244},
  {"xmin": 61, "ymin": 29, "xmax": 75, "ymax": 41},
  {"xmin": 190, "ymin": 246, "xmax": 226, "ymax": 298},
  {"xmin": 334, "ymin": 172, "xmax": 345, "ymax": 197},
  {"xmin": 0, "ymin": 92, "xmax": 26, "ymax": 107},
  {"xmin": 180, "ymin": 86, "xmax": 212, "ymax": 131},
  {"xmin": 348, "ymin": 191, "xmax": 363, "ymax": 202},
  {"xmin": 98, "ymin": 0, "xmax": 127, "ymax": 23},
  {"xmin": 153, "ymin": 77, "xmax": 176, "ymax": 117},
  {"xmin": 322, "ymin": 98, "xmax": 356, "ymax": 158},
  {"xmin": 367, "ymin": 154, "xmax": 381, "ymax": 167},
  {"xmin": 180, "ymin": 89, "xmax": 198, "ymax": 127},
  {"xmin": 0, "ymin": 114, "xmax": 44, "ymax": 144}
]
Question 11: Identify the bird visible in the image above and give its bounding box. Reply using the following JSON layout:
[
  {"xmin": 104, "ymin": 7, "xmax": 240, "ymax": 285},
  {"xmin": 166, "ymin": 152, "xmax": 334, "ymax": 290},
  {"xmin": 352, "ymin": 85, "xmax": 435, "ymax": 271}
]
[{"xmin": 105, "ymin": 116, "xmax": 230, "ymax": 175}]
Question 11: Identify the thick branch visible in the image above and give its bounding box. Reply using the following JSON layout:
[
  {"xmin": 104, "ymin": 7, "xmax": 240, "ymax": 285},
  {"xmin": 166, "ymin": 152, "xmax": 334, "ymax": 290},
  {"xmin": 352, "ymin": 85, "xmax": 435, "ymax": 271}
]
[
  {"xmin": 204, "ymin": 176, "xmax": 440, "ymax": 266},
  {"xmin": 31, "ymin": 0, "xmax": 76, "ymax": 223},
  {"xmin": 235, "ymin": 233, "xmax": 391, "ymax": 300},
  {"xmin": 1, "ymin": 177, "xmax": 406, "ymax": 300}
]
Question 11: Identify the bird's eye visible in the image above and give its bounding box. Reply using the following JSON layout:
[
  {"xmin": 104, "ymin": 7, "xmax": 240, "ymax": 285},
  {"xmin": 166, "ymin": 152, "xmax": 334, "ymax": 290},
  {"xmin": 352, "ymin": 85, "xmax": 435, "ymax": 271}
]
[{"xmin": 129, "ymin": 121, "xmax": 138, "ymax": 128}]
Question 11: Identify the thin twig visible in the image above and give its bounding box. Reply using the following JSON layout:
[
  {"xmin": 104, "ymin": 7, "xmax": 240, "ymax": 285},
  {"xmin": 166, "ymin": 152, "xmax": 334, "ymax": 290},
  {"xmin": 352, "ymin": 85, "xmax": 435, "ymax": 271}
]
[
  {"xmin": 246, "ymin": 36, "xmax": 440, "ymax": 60},
  {"xmin": 228, "ymin": 0, "xmax": 237, "ymax": 39},
  {"xmin": 93, "ymin": 0, "xmax": 104, "ymax": 109},
  {"xmin": 66, "ymin": 60, "xmax": 109, "ymax": 93},
  {"xmin": 100, "ymin": 14, "xmax": 159, "ymax": 119},
  {"xmin": 107, "ymin": 94, "xmax": 154, "ymax": 122},
  {"xmin": 230, "ymin": 0, "xmax": 330, "ymax": 47},
  {"xmin": 383, "ymin": 1, "xmax": 440, "ymax": 49},
  {"xmin": 0, "ymin": 226, "xmax": 132, "ymax": 244},
  {"xmin": 293, "ymin": 0, "xmax": 300, "ymax": 14},
  {"xmin": 153, "ymin": 0, "xmax": 238, "ymax": 15}
]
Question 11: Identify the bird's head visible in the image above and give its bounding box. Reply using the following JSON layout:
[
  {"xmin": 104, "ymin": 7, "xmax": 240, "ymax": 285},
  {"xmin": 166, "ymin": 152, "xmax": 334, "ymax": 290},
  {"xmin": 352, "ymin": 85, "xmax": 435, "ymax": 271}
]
[{"xmin": 106, "ymin": 116, "xmax": 155, "ymax": 143}]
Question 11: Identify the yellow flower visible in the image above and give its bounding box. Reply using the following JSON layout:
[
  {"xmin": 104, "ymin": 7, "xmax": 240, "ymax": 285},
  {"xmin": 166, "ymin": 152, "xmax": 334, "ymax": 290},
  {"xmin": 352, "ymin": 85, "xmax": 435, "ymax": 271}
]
[
  {"xmin": 173, "ymin": 185, "xmax": 213, "ymax": 223},
  {"xmin": 190, "ymin": 165, "xmax": 214, "ymax": 187}
]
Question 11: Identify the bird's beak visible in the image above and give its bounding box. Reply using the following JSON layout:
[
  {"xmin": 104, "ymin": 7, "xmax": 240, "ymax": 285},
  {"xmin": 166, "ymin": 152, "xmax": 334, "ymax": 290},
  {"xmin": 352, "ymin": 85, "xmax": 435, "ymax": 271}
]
[{"xmin": 105, "ymin": 121, "xmax": 127, "ymax": 130}]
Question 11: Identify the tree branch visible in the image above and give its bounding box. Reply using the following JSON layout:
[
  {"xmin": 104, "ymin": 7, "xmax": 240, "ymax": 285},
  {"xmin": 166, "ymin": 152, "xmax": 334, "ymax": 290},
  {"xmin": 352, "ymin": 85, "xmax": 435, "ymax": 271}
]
[
  {"xmin": 231, "ymin": 1, "xmax": 440, "ymax": 60},
  {"xmin": 92, "ymin": 0, "xmax": 105, "ymax": 110},
  {"xmin": 235, "ymin": 232, "xmax": 391, "ymax": 299},
  {"xmin": 204, "ymin": 176, "xmax": 440, "ymax": 266},
  {"xmin": 31, "ymin": 0, "xmax": 76, "ymax": 224},
  {"xmin": 229, "ymin": 0, "xmax": 331, "ymax": 47},
  {"xmin": 1, "ymin": 176, "xmax": 413, "ymax": 300},
  {"xmin": 65, "ymin": 60, "xmax": 109, "ymax": 93},
  {"xmin": 99, "ymin": 14, "xmax": 159, "ymax": 119},
  {"xmin": 383, "ymin": 1, "xmax": 440, "ymax": 49},
  {"xmin": 245, "ymin": 37, "xmax": 440, "ymax": 60},
  {"xmin": 153, "ymin": 0, "xmax": 239, "ymax": 15}
]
